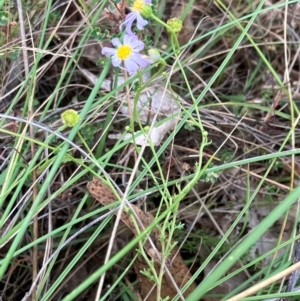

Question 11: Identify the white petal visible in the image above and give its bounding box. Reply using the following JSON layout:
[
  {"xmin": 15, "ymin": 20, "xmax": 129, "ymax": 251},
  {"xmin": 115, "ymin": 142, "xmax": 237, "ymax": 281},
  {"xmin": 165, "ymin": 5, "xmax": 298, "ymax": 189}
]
[
  {"xmin": 111, "ymin": 56, "xmax": 121, "ymax": 67},
  {"xmin": 111, "ymin": 38, "xmax": 122, "ymax": 47},
  {"xmin": 124, "ymin": 58, "xmax": 139, "ymax": 74},
  {"xmin": 102, "ymin": 47, "xmax": 116, "ymax": 56}
]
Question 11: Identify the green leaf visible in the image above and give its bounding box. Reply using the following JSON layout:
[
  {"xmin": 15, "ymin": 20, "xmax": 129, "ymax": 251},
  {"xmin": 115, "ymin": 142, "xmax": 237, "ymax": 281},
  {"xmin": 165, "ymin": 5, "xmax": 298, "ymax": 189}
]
[
  {"xmin": 90, "ymin": 27, "xmax": 102, "ymax": 40},
  {"xmin": 0, "ymin": 11, "xmax": 9, "ymax": 26}
]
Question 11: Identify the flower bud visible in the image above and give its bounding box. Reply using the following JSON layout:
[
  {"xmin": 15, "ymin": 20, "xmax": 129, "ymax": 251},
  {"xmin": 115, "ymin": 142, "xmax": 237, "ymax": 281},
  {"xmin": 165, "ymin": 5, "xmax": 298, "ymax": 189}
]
[
  {"xmin": 148, "ymin": 48, "xmax": 160, "ymax": 62},
  {"xmin": 140, "ymin": 4, "xmax": 152, "ymax": 18},
  {"xmin": 131, "ymin": 0, "xmax": 153, "ymax": 18},
  {"xmin": 144, "ymin": 126, "xmax": 150, "ymax": 133},
  {"xmin": 61, "ymin": 109, "xmax": 80, "ymax": 127},
  {"xmin": 167, "ymin": 18, "xmax": 183, "ymax": 33}
]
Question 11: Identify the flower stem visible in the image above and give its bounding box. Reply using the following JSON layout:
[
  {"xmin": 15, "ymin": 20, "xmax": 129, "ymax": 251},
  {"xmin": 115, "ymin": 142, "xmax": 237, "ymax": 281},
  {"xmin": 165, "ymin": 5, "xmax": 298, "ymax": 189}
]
[
  {"xmin": 150, "ymin": 14, "xmax": 180, "ymax": 52},
  {"xmin": 142, "ymin": 58, "xmax": 166, "ymax": 88}
]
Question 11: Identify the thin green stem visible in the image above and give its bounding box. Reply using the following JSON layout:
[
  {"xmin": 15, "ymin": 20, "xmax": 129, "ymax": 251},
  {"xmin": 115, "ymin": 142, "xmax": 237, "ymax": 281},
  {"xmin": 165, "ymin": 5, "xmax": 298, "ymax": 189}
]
[
  {"xmin": 0, "ymin": 61, "xmax": 111, "ymax": 280},
  {"xmin": 151, "ymin": 14, "xmax": 180, "ymax": 51}
]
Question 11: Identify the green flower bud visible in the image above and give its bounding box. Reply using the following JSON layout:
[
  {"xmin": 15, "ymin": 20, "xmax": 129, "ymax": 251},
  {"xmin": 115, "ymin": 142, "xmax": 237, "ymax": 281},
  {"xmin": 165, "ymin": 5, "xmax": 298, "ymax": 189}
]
[
  {"xmin": 131, "ymin": 0, "xmax": 153, "ymax": 18},
  {"xmin": 125, "ymin": 125, "xmax": 133, "ymax": 132},
  {"xmin": 148, "ymin": 48, "xmax": 160, "ymax": 62},
  {"xmin": 140, "ymin": 4, "xmax": 152, "ymax": 17},
  {"xmin": 167, "ymin": 18, "xmax": 182, "ymax": 33},
  {"xmin": 61, "ymin": 109, "xmax": 80, "ymax": 127},
  {"xmin": 144, "ymin": 126, "xmax": 150, "ymax": 133}
]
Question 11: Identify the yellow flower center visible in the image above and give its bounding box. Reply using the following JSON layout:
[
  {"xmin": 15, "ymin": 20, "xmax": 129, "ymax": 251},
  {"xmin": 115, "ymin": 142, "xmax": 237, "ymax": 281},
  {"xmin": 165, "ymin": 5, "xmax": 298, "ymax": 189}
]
[
  {"xmin": 116, "ymin": 45, "xmax": 132, "ymax": 60},
  {"xmin": 131, "ymin": 0, "xmax": 145, "ymax": 12}
]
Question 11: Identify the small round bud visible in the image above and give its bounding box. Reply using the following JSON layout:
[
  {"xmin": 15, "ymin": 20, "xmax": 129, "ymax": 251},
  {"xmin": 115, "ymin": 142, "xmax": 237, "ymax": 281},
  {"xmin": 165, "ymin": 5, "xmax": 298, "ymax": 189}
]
[
  {"xmin": 148, "ymin": 48, "xmax": 160, "ymax": 62},
  {"xmin": 167, "ymin": 18, "xmax": 183, "ymax": 33},
  {"xmin": 144, "ymin": 126, "xmax": 150, "ymax": 133},
  {"xmin": 126, "ymin": 126, "xmax": 135, "ymax": 133},
  {"xmin": 61, "ymin": 109, "xmax": 80, "ymax": 127}
]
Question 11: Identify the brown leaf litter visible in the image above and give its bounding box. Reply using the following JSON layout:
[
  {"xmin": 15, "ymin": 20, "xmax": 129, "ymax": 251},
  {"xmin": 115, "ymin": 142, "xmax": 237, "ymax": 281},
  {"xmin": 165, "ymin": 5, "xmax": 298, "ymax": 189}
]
[{"xmin": 87, "ymin": 176, "xmax": 197, "ymax": 300}]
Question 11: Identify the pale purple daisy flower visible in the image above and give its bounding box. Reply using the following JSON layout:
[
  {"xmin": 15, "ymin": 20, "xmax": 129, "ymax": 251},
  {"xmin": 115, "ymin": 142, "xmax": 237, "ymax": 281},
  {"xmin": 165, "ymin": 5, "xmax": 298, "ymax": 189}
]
[
  {"xmin": 102, "ymin": 34, "xmax": 152, "ymax": 75},
  {"xmin": 120, "ymin": 0, "xmax": 152, "ymax": 35}
]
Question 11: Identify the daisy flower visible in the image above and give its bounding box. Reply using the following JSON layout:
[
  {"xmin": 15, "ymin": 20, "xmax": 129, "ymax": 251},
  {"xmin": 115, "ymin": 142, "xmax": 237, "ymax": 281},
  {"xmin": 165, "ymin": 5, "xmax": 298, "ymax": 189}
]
[
  {"xmin": 120, "ymin": 0, "xmax": 152, "ymax": 35},
  {"xmin": 102, "ymin": 34, "xmax": 152, "ymax": 75}
]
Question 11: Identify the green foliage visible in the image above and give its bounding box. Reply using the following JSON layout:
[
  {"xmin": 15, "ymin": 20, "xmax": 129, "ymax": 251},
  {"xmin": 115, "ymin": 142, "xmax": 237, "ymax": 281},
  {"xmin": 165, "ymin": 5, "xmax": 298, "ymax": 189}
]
[
  {"xmin": 2, "ymin": 0, "xmax": 300, "ymax": 301},
  {"xmin": 9, "ymin": 47, "xmax": 20, "ymax": 60},
  {"xmin": 202, "ymin": 166, "xmax": 221, "ymax": 183},
  {"xmin": 219, "ymin": 149, "xmax": 234, "ymax": 163},
  {"xmin": 0, "ymin": 10, "xmax": 8, "ymax": 25},
  {"xmin": 184, "ymin": 121, "xmax": 196, "ymax": 131},
  {"xmin": 143, "ymin": 35, "xmax": 153, "ymax": 47},
  {"xmin": 90, "ymin": 27, "xmax": 107, "ymax": 40},
  {"xmin": 108, "ymin": 4, "xmax": 115, "ymax": 11},
  {"xmin": 48, "ymin": 10, "xmax": 61, "ymax": 25}
]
